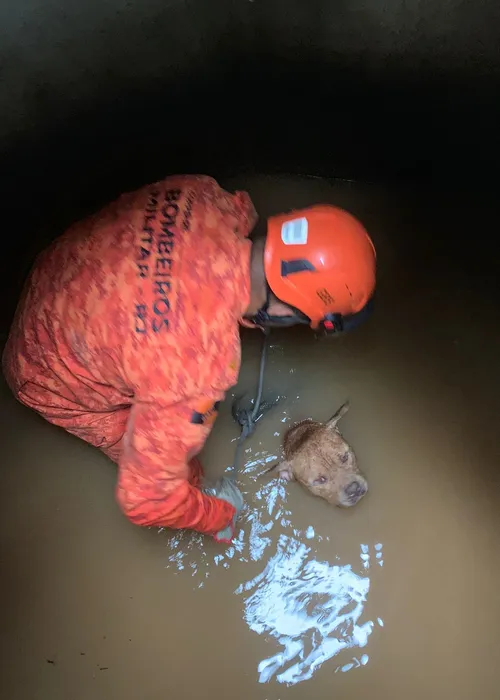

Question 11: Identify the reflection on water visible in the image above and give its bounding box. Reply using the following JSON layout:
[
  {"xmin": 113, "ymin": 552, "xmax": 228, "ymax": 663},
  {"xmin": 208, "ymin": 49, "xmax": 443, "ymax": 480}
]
[
  {"xmin": 236, "ymin": 535, "xmax": 380, "ymax": 685},
  {"xmin": 163, "ymin": 434, "xmax": 385, "ymax": 685}
]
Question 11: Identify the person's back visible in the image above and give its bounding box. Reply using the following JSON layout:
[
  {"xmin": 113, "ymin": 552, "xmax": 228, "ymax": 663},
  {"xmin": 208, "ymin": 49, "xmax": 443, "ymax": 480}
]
[{"xmin": 2, "ymin": 174, "xmax": 257, "ymax": 540}]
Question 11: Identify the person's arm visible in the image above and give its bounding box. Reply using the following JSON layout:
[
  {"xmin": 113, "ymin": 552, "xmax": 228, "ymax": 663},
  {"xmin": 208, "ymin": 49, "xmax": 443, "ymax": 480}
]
[{"xmin": 116, "ymin": 396, "xmax": 235, "ymax": 535}]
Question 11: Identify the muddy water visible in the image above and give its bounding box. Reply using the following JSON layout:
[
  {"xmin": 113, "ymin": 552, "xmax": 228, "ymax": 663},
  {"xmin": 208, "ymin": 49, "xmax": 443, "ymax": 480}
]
[{"xmin": 1, "ymin": 175, "xmax": 500, "ymax": 699}]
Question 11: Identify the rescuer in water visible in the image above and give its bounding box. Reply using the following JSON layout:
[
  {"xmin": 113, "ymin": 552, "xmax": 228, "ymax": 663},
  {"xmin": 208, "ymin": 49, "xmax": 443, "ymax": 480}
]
[{"xmin": 2, "ymin": 174, "xmax": 376, "ymax": 543}]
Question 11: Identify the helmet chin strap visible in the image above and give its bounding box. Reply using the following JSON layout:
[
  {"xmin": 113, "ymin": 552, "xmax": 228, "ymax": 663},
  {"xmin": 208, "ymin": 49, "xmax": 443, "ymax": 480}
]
[{"xmin": 250, "ymin": 286, "xmax": 310, "ymax": 328}]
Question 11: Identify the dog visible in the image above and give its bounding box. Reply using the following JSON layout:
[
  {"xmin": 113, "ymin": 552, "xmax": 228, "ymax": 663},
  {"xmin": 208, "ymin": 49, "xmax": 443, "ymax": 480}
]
[{"xmin": 265, "ymin": 402, "xmax": 368, "ymax": 507}]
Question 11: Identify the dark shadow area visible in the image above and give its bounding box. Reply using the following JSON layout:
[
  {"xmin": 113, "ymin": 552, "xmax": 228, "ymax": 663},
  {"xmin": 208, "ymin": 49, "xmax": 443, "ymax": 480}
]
[{"xmin": 1, "ymin": 0, "xmax": 500, "ymax": 330}]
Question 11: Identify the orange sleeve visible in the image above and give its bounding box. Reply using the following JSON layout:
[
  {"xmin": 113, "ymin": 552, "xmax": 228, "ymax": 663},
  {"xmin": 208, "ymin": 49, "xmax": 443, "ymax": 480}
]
[
  {"xmin": 113, "ymin": 176, "xmax": 252, "ymax": 534},
  {"xmin": 116, "ymin": 396, "xmax": 236, "ymax": 534}
]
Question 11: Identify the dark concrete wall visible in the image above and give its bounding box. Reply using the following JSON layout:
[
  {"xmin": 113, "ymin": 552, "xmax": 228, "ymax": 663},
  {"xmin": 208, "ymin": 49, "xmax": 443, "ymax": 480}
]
[
  {"xmin": 1, "ymin": 0, "xmax": 500, "ymax": 327},
  {"xmin": 2, "ymin": 0, "xmax": 500, "ymax": 180}
]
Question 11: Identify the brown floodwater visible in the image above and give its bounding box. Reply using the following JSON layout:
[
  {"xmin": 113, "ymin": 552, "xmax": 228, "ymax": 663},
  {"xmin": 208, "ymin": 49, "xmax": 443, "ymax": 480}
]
[{"xmin": 1, "ymin": 174, "xmax": 499, "ymax": 699}]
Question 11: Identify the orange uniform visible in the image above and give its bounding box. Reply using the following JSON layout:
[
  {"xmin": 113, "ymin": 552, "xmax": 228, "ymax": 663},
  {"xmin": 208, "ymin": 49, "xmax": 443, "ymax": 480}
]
[{"xmin": 2, "ymin": 175, "xmax": 258, "ymax": 537}]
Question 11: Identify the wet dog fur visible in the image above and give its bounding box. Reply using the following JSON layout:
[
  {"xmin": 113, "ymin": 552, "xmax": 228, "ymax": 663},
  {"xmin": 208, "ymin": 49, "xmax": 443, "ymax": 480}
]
[{"xmin": 263, "ymin": 402, "xmax": 368, "ymax": 507}]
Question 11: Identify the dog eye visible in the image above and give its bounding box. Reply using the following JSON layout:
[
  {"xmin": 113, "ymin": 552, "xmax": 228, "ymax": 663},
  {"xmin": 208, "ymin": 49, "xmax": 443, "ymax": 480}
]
[
  {"xmin": 340, "ymin": 452, "xmax": 349, "ymax": 464},
  {"xmin": 314, "ymin": 475, "xmax": 327, "ymax": 485}
]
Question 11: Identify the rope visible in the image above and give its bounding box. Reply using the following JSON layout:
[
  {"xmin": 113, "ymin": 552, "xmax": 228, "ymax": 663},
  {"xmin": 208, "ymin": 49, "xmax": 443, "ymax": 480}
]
[{"xmin": 228, "ymin": 330, "xmax": 276, "ymax": 479}]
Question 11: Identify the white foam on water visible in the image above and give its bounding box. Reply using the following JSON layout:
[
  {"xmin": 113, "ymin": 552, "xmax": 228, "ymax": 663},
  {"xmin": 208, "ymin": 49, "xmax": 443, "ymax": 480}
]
[
  {"xmin": 305, "ymin": 525, "xmax": 315, "ymax": 539},
  {"xmin": 236, "ymin": 537, "xmax": 381, "ymax": 685}
]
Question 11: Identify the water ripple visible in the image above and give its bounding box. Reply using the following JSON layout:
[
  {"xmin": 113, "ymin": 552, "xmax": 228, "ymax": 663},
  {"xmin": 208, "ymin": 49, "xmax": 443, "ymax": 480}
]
[{"xmin": 163, "ymin": 431, "xmax": 384, "ymax": 685}]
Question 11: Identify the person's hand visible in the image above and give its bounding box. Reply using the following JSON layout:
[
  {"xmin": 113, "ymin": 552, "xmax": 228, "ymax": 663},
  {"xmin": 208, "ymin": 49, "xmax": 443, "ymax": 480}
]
[{"xmin": 204, "ymin": 477, "xmax": 244, "ymax": 544}]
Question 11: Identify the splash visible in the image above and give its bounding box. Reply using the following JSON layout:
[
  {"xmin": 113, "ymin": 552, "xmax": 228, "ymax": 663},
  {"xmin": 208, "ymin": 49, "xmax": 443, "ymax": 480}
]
[
  {"xmin": 236, "ymin": 536, "xmax": 382, "ymax": 685},
  {"xmin": 163, "ymin": 449, "xmax": 286, "ymax": 578}
]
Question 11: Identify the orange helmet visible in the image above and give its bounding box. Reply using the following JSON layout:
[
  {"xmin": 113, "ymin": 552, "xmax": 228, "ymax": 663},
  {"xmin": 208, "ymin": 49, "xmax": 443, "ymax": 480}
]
[{"xmin": 264, "ymin": 205, "xmax": 376, "ymax": 333}]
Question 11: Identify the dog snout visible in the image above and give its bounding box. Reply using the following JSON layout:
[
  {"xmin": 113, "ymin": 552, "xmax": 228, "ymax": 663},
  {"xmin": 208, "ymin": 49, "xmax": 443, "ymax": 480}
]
[{"xmin": 343, "ymin": 479, "xmax": 367, "ymax": 506}]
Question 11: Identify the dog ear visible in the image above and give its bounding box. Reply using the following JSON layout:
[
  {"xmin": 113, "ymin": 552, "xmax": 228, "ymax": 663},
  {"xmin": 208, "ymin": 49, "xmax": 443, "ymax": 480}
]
[
  {"xmin": 277, "ymin": 460, "xmax": 295, "ymax": 481},
  {"xmin": 326, "ymin": 401, "xmax": 350, "ymax": 430},
  {"xmin": 260, "ymin": 459, "xmax": 295, "ymax": 480}
]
